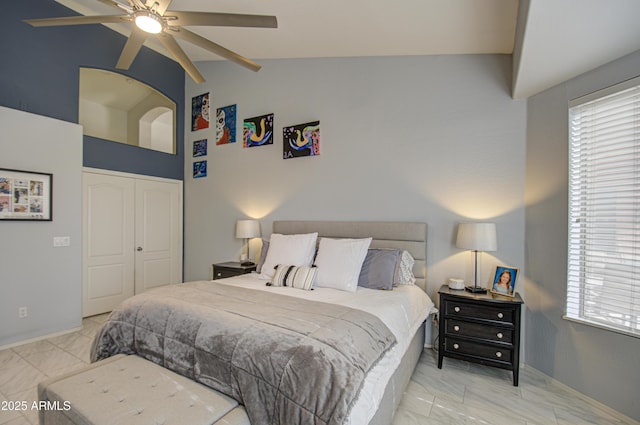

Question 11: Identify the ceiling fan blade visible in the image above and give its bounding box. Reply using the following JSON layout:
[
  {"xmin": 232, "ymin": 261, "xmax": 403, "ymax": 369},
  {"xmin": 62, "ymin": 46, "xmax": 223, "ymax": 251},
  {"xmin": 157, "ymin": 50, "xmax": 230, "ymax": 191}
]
[
  {"xmin": 129, "ymin": 0, "xmax": 147, "ymax": 9},
  {"xmin": 157, "ymin": 33, "xmax": 204, "ymax": 83},
  {"xmin": 172, "ymin": 26, "xmax": 261, "ymax": 72},
  {"xmin": 152, "ymin": 0, "xmax": 173, "ymax": 16},
  {"xmin": 116, "ymin": 27, "xmax": 148, "ymax": 69},
  {"xmin": 166, "ymin": 11, "xmax": 277, "ymax": 28},
  {"xmin": 24, "ymin": 15, "xmax": 129, "ymax": 27},
  {"xmin": 95, "ymin": 0, "xmax": 134, "ymax": 12}
]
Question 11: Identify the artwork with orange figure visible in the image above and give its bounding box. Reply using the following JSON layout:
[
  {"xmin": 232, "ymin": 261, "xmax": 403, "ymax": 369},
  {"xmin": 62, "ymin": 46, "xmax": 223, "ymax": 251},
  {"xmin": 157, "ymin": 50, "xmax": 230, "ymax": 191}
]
[{"xmin": 244, "ymin": 113, "xmax": 274, "ymax": 148}]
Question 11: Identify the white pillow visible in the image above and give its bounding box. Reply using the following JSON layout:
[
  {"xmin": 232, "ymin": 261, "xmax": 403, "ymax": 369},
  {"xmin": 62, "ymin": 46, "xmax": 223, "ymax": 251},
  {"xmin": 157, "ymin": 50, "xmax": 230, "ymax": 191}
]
[
  {"xmin": 258, "ymin": 233, "xmax": 318, "ymax": 279},
  {"xmin": 397, "ymin": 250, "xmax": 417, "ymax": 285},
  {"xmin": 313, "ymin": 237, "xmax": 372, "ymax": 292}
]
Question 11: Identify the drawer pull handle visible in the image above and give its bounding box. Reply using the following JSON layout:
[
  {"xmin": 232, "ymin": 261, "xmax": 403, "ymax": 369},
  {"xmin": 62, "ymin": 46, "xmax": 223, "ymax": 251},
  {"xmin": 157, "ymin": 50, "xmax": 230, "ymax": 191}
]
[
  {"xmin": 454, "ymin": 306, "xmax": 461, "ymax": 313},
  {"xmin": 453, "ymin": 325, "xmax": 460, "ymax": 332},
  {"xmin": 496, "ymin": 351, "xmax": 503, "ymax": 358},
  {"xmin": 497, "ymin": 332, "xmax": 503, "ymax": 339},
  {"xmin": 497, "ymin": 312, "xmax": 504, "ymax": 319},
  {"xmin": 453, "ymin": 343, "xmax": 459, "ymax": 350}
]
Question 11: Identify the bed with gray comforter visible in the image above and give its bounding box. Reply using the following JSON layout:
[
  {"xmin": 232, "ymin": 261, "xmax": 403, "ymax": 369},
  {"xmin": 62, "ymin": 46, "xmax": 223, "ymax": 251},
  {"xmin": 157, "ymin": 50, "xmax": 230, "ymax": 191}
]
[{"xmin": 90, "ymin": 281, "xmax": 397, "ymax": 425}]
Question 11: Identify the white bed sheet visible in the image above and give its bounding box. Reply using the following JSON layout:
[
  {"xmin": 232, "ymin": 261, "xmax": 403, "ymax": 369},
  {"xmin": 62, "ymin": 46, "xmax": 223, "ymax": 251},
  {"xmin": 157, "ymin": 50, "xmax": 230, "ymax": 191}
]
[{"xmin": 216, "ymin": 273, "xmax": 435, "ymax": 425}]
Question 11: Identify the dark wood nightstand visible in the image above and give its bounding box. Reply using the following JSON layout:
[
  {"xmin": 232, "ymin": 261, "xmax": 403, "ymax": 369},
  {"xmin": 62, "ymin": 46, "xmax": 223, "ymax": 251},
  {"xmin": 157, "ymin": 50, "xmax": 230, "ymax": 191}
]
[
  {"xmin": 212, "ymin": 261, "xmax": 257, "ymax": 280},
  {"xmin": 437, "ymin": 285, "xmax": 523, "ymax": 386}
]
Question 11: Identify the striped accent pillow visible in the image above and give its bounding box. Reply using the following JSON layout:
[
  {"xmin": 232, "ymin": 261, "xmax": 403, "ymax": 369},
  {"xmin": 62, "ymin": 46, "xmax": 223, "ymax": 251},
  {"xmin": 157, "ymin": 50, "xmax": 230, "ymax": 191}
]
[{"xmin": 268, "ymin": 264, "xmax": 317, "ymax": 290}]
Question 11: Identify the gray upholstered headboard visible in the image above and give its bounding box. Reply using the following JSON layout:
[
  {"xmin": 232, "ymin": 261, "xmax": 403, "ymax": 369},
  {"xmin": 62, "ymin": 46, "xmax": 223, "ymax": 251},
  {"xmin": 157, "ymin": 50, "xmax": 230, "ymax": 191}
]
[{"xmin": 272, "ymin": 221, "xmax": 427, "ymax": 291}]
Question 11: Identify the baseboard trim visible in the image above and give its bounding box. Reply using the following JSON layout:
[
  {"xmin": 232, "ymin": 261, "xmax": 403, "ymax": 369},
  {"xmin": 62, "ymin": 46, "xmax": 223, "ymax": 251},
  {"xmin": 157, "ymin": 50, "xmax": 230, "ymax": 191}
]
[
  {"xmin": 0, "ymin": 326, "xmax": 83, "ymax": 351},
  {"xmin": 524, "ymin": 365, "xmax": 640, "ymax": 425}
]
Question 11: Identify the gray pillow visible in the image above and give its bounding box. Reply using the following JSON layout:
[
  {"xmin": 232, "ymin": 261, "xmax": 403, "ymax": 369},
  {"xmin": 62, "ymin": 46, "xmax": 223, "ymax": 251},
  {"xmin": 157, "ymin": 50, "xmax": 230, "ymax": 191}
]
[
  {"xmin": 358, "ymin": 249, "xmax": 402, "ymax": 290},
  {"xmin": 256, "ymin": 239, "xmax": 270, "ymax": 273}
]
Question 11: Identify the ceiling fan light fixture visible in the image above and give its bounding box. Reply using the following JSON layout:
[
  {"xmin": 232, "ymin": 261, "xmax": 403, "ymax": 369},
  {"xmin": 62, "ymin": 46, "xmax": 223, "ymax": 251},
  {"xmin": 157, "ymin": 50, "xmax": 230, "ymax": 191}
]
[{"xmin": 135, "ymin": 11, "xmax": 163, "ymax": 34}]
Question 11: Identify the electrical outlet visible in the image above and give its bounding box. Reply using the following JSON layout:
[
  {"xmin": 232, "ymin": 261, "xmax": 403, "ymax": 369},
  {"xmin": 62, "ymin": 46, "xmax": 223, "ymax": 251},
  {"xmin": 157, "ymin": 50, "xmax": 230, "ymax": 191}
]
[{"xmin": 18, "ymin": 307, "xmax": 28, "ymax": 318}]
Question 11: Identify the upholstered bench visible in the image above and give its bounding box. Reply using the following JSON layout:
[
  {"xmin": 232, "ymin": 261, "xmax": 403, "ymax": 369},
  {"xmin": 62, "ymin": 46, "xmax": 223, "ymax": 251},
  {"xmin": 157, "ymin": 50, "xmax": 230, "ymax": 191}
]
[{"xmin": 37, "ymin": 354, "xmax": 250, "ymax": 425}]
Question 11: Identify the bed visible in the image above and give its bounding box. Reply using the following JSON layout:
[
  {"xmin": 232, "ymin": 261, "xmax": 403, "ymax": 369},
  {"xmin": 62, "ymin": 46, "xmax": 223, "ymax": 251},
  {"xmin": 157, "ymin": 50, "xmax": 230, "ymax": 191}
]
[{"xmin": 90, "ymin": 220, "xmax": 433, "ymax": 425}]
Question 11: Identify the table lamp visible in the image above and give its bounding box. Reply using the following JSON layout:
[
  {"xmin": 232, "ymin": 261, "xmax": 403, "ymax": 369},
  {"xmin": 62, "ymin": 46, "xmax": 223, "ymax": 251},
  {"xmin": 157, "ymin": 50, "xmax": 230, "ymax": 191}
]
[
  {"xmin": 236, "ymin": 219, "xmax": 260, "ymax": 266},
  {"xmin": 456, "ymin": 222, "xmax": 497, "ymax": 293}
]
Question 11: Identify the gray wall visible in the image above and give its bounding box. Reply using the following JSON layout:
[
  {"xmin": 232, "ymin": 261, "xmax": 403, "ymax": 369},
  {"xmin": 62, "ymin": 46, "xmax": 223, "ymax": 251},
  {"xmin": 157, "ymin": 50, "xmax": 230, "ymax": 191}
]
[
  {"xmin": 525, "ymin": 49, "xmax": 640, "ymax": 420},
  {"xmin": 0, "ymin": 106, "xmax": 83, "ymax": 347},
  {"xmin": 183, "ymin": 55, "xmax": 526, "ymax": 309}
]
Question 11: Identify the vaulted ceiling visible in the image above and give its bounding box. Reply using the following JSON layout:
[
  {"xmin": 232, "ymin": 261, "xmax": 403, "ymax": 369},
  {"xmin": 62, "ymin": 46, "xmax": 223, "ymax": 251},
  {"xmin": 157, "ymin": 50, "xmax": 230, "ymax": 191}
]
[{"xmin": 56, "ymin": 0, "xmax": 640, "ymax": 99}]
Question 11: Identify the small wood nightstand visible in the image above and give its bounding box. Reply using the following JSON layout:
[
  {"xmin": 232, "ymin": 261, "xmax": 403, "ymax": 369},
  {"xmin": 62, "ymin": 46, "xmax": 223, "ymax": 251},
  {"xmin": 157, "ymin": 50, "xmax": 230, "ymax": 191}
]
[
  {"xmin": 437, "ymin": 285, "xmax": 523, "ymax": 386},
  {"xmin": 212, "ymin": 261, "xmax": 257, "ymax": 280}
]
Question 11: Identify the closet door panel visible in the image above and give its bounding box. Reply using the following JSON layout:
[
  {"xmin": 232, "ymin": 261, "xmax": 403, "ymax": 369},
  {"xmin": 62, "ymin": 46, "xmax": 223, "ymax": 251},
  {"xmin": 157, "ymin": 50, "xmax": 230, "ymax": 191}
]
[
  {"xmin": 134, "ymin": 178, "xmax": 182, "ymax": 294},
  {"xmin": 83, "ymin": 173, "xmax": 135, "ymax": 317}
]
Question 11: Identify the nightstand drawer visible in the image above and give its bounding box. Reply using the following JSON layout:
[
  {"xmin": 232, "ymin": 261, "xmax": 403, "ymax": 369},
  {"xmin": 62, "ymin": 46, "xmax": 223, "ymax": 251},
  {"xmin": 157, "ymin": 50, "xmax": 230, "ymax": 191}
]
[
  {"xmin": 214, "ymin": 268, "xmax": 243, "ymax": 279},
  {"xmin": 446, "ymin": 319, "xmax": 513, "ymax": 343},
  {"xmin": 212, "ymin": 262, "xmax": 256, "ymax": 280},
  {"xmin": 444, "ymin": 337, "xmax": 513, "ymax": 365},
  {"xmin": 444, "ymin": 299, "xmax": 514, "ymax": 323}
]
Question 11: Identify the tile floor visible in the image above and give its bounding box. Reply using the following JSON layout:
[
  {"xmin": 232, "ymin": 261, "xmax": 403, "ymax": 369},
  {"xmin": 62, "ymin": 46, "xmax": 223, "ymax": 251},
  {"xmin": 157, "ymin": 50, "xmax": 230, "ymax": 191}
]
[{"xmin": 1, "ymin": 315, "xmax": 637, "ymax": 425}]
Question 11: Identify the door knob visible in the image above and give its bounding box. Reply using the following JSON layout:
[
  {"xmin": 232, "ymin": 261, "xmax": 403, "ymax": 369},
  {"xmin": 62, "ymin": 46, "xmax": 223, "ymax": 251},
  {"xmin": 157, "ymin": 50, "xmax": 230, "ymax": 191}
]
[{"xmin": 137, "ymin": 247, "xmax": 143, "ymax": 252}]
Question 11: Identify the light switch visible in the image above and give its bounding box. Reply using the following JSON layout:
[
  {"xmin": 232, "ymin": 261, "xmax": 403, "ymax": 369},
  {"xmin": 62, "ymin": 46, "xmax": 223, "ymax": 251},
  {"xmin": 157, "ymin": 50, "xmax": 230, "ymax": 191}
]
[{"xmin": 53, "ymin": 236, "xmax": 71, "ymax": 247}]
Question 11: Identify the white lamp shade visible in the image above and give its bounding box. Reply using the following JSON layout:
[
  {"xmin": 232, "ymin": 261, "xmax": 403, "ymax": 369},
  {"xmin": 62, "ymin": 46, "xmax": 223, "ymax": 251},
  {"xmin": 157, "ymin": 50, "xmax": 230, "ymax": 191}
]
[
  {"xmin": 236, "ymin": 220, "xmax": 261, "ymax": 239},
  {"xmin": 456, "ymin": 222, "xmax": 497, "ymax": 252}
]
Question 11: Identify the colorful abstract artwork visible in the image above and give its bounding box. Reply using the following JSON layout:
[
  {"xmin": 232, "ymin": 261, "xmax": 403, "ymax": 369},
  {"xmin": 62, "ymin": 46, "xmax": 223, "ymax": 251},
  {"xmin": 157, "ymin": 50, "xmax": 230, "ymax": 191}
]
[
  {"xmin": 243, "ymin": 113, "xmax": 274, "ymax": 148},
  {"xmin": 282, "ymin": 121, "xmax": 320, "ymax": 159},
  {"xmin": 191, "ymin": 93, "xmax": 210, "ymax": 131},
  {"xmin": 193, "ymin": 160, "xmax": 207, "ymax": 178},
  {"xmin": 193, "ymin": 139, "xmax": 207, "ymax": 157},
  {"xmin": 216, "ymin": 104, "xmax": 237, "ymax": 145}
]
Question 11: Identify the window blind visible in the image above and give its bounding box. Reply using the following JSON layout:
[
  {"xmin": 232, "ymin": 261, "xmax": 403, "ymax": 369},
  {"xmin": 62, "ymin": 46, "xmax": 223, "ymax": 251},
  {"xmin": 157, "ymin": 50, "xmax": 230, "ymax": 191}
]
[{"xmin": 567, "ymin": 76, "xmax": 640, "ymax": 338}]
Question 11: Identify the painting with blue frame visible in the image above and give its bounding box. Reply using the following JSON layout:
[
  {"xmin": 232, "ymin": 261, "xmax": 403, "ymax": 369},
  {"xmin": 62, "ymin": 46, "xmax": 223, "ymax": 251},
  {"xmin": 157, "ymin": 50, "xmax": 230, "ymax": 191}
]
[
  {"xmin": 193, "ymin": 139, "xmax": 207, "ymax": 157},
  {"xmin": 193, "ymin": 160, "xmax": 207, "ymax": 178},
  {"xmin": 191, "ymin": 93, "xmax": 210, "ymax": 131},
  {"xmin": 216, "ymin": 104, "xmax": 237, "ymax": 145}
]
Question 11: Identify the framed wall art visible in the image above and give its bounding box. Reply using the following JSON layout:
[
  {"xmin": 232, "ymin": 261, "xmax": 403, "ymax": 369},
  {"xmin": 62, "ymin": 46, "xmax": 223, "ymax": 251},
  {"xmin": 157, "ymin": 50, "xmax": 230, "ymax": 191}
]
[
  {"xmin": 193, "ymin": 160, "xmax": 207, "ymax": 179},
  {"xmin": 216, "ymin": 104, "xmax": 237, "ymax": 145},
  {"xmin": 0, "ymin": 168, "xmax": 52, "ymax": 221},
  {"xmin": 193, "ymin": 139, "xmax": 208, "ymax": 157},
  {"xmin": 243, "ymin": 113, "xmax": 274, "ymax": 148},
  {"xmin": 191, "ymin": 92, "xmax": 210, "ymax": 131},
  {"xmin": 283, "ymin": 121, "xmax": 320, "ymax": 159}
]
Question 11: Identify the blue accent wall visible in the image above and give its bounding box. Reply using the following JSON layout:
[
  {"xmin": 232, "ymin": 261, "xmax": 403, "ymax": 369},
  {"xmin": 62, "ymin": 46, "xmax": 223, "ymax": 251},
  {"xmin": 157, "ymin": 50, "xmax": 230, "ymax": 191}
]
[{"xmin": 1, "ymin": 0, "xmax": 185, "ymax": 180}]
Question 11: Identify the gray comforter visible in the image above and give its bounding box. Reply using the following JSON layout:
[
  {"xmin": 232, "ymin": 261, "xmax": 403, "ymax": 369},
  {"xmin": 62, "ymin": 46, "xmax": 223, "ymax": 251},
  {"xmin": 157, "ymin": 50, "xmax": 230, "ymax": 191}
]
[{"xmin": 90, "ymin": 281, "xmax": 397, "ymax": 425}]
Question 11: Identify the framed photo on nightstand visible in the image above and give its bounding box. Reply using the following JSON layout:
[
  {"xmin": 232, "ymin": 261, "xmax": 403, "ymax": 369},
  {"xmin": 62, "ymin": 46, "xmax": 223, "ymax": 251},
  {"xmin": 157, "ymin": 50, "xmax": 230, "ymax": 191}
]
[{"xmin": 491, "ymin": 266, "xmax": 518, "ymax": 297}]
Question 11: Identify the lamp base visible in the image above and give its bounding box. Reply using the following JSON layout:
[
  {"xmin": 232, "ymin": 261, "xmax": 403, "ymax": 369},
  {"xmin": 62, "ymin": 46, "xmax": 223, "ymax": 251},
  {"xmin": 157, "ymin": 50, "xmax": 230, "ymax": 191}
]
[
  {"xmin": 465, "ymin": 285, "xmax": 487, "ymax": 294},
  {"xmin": 240, "ymin": 261, "xmax": 255, "ymax": 267}
]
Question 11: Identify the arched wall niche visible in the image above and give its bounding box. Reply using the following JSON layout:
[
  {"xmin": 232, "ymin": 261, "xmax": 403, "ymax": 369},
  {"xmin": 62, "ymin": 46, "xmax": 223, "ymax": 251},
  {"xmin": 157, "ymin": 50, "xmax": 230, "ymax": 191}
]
[{"xmin": 79, "ymin": 68, "xmax": 176, "ymax": 154}]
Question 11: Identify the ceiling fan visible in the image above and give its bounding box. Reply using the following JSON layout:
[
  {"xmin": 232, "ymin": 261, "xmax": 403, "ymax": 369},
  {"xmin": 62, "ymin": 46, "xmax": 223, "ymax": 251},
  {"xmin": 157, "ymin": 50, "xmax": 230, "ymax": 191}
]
[{"xmin": 24, "ymin": 0, "xmax": 277, "ymax": 83}]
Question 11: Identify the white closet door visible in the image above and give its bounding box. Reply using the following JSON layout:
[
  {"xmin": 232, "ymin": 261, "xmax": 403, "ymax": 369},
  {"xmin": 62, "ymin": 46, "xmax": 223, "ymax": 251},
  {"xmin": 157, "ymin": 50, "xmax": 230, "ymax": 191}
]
[
  {"xmin": 134, "ymin": 178, "xmax": 182, "ymax": 293},
  {"xmin": 83, "ymin": 170, "xmax": 183, "ymax": 317},
  {"xmin": 83, "ymin": 173, "xmax": 135, "ymax": 317}
]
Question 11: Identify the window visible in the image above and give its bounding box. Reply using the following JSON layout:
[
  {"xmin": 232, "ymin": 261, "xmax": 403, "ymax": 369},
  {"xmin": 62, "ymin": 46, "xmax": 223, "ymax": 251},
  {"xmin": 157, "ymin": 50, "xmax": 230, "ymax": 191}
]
[{"xmin": 566, "ymin": 76, "xmax": 640, "ymax": 338}]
